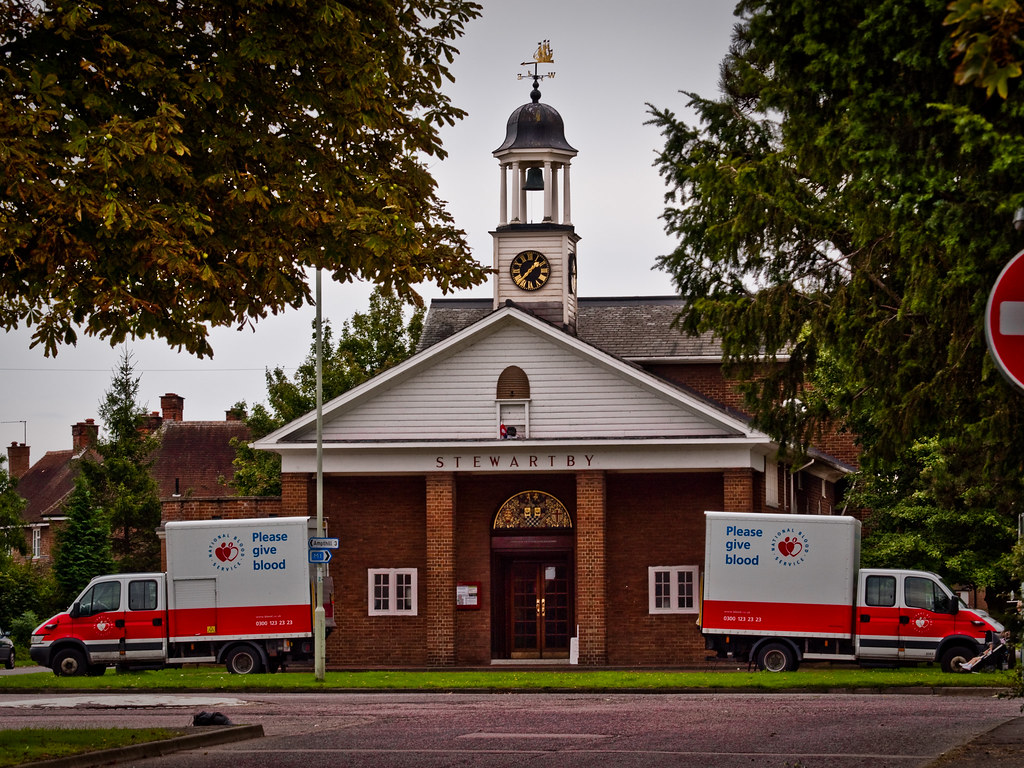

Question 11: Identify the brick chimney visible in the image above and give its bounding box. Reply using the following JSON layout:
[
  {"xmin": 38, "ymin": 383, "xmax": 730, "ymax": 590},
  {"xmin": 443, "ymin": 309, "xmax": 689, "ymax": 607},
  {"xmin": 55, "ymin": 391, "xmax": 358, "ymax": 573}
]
[
  {"xmin": 72, "ymin": 419, "xmax": 99, "ymax": 451},
  {"xmin": 160, "ymin": 393, "xmax": 184, "ymax": 422},
  {"xmin": 225, "ymin": 406, "xmax": 247, "ymax": 422},
  {"xmin": 140, "ymin": 411, "xmax": 163, "ymax": 434},
  {"xmin": 6, "ymin": 442, "xmax": 29, "ymax": 479}
]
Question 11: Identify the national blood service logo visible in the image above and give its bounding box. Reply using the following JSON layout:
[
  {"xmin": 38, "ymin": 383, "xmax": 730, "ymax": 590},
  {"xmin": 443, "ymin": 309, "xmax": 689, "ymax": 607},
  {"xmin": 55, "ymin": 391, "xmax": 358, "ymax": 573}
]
[
  {"xmin": 208, "ymin": 533, "xmax": 246, "ymax": 572},
  {"xmin": 771, "ymin": 527, "xmax": 809, "ymax": 567}
]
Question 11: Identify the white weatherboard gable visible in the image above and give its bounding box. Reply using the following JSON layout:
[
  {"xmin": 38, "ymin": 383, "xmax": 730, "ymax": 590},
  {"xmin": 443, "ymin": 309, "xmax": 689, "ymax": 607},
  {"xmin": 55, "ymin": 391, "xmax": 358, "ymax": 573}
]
[{"xmin": 253, "ymin": 305, "xmax": 766, "ymax": 451}]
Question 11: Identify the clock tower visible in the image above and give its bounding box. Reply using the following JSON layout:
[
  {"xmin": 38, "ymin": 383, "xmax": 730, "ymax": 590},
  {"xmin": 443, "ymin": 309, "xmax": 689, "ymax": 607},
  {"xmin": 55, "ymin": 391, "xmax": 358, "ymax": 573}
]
[{"xmin": 492, "ymin": 42, "xmax": 579, "ymax": 333}]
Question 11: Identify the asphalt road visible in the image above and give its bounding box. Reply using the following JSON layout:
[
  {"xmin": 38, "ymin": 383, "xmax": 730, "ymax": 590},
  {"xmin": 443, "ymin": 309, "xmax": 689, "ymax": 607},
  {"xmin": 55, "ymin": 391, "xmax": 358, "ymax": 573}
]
[{"xmin": 1, "ymin": 690, "xmax": 1021, "ymax": 768}]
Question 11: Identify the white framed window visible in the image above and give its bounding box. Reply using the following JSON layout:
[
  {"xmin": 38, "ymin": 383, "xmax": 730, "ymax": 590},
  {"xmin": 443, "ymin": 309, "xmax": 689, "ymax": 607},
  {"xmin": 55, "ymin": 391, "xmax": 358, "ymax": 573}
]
[
  {"xmin": 765, "ymin": 458, "xmax": 779, "ymax": 508},
  {"xmin": 368, "ymin": 568, "xmax": 418, "ymax": 616},
  {"xmin": 648, "ymin": 566, "xmax": 699, "ymax": 614},
  {"xmin": 32, "ymin": 528, "xmax": 41, "ymax": 559}
]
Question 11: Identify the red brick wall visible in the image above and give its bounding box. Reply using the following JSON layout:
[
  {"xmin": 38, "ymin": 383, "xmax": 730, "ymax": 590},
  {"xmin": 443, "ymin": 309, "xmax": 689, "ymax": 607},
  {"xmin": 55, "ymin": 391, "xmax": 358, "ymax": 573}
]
[
  {"xmin": 605, "ymin": 472, "xmax": 722, "ymax": 666},
  {"xmin": 323, "ymin": 476, "xmax": 428, "ymax": 666},
  {"xmin": 648, "ymin": 362, "xmax": 861, "ymax": 468}
]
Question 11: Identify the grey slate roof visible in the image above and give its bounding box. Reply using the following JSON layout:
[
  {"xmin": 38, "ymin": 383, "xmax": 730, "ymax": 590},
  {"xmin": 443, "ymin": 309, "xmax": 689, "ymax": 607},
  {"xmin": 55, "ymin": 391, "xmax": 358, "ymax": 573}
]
[{"xmin": 418, "ymin": 296, "xmax": 722, "ymax": 360}]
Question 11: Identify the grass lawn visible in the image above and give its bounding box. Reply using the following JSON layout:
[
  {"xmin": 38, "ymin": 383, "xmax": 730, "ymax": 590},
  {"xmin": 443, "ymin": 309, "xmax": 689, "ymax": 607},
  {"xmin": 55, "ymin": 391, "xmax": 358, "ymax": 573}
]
[
  {"xmin": 0, "ymin": 664, "xmax": 1016, "ymax": 691},
  {"xmin": 0, "ymin": 728, "xmax": 184, "ymax": 767}
]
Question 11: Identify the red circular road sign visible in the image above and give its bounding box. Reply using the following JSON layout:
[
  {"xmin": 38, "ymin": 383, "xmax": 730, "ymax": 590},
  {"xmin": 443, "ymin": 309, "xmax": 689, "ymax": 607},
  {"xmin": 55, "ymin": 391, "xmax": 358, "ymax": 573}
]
[{"xmin": 986, "ymin": 248, "xmax": 1024, "ymax": 392}]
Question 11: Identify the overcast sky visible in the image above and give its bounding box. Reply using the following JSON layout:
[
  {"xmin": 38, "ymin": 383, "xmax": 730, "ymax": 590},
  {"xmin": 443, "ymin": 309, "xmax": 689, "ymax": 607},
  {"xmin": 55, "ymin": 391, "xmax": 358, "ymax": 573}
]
[{"xmin": 0, "ymin": 1, "xmax": 739, "ymax": 461}]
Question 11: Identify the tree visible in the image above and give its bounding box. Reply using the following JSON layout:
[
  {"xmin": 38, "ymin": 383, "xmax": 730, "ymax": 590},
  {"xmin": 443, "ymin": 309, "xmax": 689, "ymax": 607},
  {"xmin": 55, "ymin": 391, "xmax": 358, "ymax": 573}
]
[
  {"xmin": 647, "ymin": 0, "xmax": 1024, "ymax": 595},
  {"xmin": 0, "ymin": 456, "xmax": 27, "ymax": 557},
  {"xmin": 53, "ymin": 477, "xmax": 116, "ymax": 605},
  {"xmin": 0, "ymin": 0, "xmax": 488, "ymax": 358},
  {"xmin": 76, "ymin": 349, "xmax": 163, "ymax": 572},
  {"xmin": 232, "ymin": 286, "xmax": 424, "ymax": 495}
]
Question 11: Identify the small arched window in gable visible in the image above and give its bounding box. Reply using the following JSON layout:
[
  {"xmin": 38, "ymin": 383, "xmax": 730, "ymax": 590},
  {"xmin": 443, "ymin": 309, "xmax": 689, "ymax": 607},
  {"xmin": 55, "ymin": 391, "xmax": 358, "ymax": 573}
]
[
  {"xmin": 496, "ymin": 366, "xmax": 530, "ymax": 400},
  {"xmin": 496, "ymin": 366, "xmax": 530, "ymax": 439}
]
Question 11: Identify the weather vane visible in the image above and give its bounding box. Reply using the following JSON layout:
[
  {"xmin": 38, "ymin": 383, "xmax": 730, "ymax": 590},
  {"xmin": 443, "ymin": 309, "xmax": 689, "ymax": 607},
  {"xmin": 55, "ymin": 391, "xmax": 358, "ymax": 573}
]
[{"xmin": 518, "ymin": 40, "xmax": 556, "ymax": 84}]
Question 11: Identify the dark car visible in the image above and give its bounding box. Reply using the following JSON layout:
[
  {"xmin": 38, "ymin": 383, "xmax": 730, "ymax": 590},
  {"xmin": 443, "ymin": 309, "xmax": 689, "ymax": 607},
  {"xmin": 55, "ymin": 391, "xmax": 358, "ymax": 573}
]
[{"xmin": 0, "ymin": 626, "xmax": 14, "ymax": 669}]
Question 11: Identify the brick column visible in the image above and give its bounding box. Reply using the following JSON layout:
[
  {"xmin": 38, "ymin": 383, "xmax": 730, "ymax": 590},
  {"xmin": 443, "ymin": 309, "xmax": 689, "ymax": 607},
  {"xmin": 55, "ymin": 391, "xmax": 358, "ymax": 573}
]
[
  {"xmin": 723, "ymin": 468, "xmax": 754, "ymax": 512},
  {"xmin": 575, "ymin": 470, "xmax": 607, "ymax": 665},
  {"xmin": 426, "ymin": 473, "xmax": 456, "ymax": 666},
  {"xmin": 280, "ymin": 473, "xmax": 313, "ymax": 516}
]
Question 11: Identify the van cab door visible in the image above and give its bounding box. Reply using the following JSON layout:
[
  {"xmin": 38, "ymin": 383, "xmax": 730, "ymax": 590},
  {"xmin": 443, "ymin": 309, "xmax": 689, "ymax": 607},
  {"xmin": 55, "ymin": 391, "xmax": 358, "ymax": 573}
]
[
  {"xmin": 898, "ymin": 574, "xmax": 959, "ymax": 662},
  {"xmin": 70, "ymin": 578, "xmax": 125, "ymax": 663}
]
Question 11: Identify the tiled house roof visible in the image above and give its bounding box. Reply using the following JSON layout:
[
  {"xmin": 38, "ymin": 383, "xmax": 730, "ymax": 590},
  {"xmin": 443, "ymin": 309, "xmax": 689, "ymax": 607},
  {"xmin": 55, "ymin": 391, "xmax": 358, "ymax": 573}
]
[
  {"xmin": 150, "ymin": 420, "xmax": 250, "ymax": 499},
  {"xmin": 15, "ymin": 449, "xmax": 90, "ymax": 524},
  {"xmin": 418, "ymin": 296, "xmax": 722, "ymax": 360}
]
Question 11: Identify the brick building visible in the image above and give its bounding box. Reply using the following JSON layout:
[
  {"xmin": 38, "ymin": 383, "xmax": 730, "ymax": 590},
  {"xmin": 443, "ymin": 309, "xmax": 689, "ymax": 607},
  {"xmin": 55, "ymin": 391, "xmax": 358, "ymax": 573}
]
[
  {"xmin": 9, "ymin": 394, "xmax": 256, "ymax": 567},
  {"xmin": 253, "ymin": 79, "xmax": 856, "ymax": 667}
]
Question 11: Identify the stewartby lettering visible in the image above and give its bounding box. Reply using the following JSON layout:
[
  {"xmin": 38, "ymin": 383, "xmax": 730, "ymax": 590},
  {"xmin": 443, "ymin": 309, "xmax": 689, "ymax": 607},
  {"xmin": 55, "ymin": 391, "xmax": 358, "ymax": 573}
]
[{"xmin": 435, "ymin": 454, "xmax": 596, "ymax": 469}]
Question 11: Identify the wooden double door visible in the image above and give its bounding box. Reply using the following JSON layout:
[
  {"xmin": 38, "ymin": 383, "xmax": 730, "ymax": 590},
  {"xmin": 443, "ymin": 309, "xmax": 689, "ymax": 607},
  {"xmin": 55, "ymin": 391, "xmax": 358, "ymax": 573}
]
[{"xmin": 506, "ymin": 558, "xmax": 572, "ymax": 659}]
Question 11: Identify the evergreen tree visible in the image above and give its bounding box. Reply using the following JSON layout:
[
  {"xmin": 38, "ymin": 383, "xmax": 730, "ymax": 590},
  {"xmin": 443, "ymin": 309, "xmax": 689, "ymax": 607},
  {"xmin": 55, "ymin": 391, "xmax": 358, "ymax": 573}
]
[
  {"xmin": 0, "ymin": 456, "xmax": 26, "ymax": 557},
  {"xmin": 53, "ymin": 478, "xmax": 115, "ymax": 605},
  {"xmin": 78, "ymin": 349, "xmax": 163, "ymax": 572},
  {"xmin": 232, "ymin": 287, "xmax": 424, "ymax": 496},
  {"xmin": 648, "ymin": 0, "xmax": 1024, "ymax": 598}
]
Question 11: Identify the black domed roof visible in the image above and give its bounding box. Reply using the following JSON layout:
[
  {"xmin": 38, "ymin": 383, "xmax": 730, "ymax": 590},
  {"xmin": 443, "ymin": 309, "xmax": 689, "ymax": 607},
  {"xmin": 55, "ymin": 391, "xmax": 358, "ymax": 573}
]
[{"xmin": 494, "ymin": 88, "xmax": 576, "ymax": 153}]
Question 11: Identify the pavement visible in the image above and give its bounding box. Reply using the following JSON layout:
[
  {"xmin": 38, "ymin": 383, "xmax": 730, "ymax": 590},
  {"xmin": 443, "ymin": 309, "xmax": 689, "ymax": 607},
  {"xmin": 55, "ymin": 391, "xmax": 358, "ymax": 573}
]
[
  {"xmin": 11, "ymin": 701, "xmax": 1024, "ymax": 768},
  {"xmin": 3, "ymin": 667, "xmax": 1024, "ymax": 767},
  {"xmin": 924, "ymin": 714, "xmax": 1024, "ymax": 767}
]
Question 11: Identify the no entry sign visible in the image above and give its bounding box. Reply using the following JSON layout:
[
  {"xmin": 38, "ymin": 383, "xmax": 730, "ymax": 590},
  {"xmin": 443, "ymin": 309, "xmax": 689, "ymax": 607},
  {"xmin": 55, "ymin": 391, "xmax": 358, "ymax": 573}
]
[{"xmin": 986, "ymin": 248, "xmax": 1024, "ymax": 393}]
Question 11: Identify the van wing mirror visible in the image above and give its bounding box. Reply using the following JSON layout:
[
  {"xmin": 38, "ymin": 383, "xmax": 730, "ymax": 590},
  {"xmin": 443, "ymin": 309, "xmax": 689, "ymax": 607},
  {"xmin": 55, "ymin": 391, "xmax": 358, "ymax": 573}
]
[{"xmin": 69, "ymin": 602, "xmax": 81, "ymax": 619}]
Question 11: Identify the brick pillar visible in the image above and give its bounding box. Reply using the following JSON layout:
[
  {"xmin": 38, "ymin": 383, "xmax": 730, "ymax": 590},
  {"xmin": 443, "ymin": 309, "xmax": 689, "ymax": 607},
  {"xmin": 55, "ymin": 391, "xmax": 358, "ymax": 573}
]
[
  {"xmin": 426, "ymin": 473, "xmax": 456, "ymax": 666},
  {"xmin": 575, "ymin": 470, "xmax": 607, "ymax": 665},
  {"xmin": 723, "ymin": 468, "xmax": 754, "ymax": 512},
  {"xmin": 280, "ymin": 473, "xmax": 312, "ymax": 516}
]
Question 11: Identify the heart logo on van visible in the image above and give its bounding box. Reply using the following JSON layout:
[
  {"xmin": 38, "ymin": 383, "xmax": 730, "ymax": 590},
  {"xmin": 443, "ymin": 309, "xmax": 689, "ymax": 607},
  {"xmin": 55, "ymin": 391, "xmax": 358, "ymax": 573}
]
[
  {"xmin": 215, "ymin": 542, "xmax": 238, "ymax": 562},
  {"xmin": 777, "ymin": 537, "xmax": 803, "ymax": 557}
]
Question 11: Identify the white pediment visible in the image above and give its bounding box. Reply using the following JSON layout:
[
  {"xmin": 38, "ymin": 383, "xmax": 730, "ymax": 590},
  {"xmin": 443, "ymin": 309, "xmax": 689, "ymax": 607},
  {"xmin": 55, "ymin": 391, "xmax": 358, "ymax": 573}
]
[{"xmin": 255, "ymin": 306, "xmax": 767, "ymax": 453}]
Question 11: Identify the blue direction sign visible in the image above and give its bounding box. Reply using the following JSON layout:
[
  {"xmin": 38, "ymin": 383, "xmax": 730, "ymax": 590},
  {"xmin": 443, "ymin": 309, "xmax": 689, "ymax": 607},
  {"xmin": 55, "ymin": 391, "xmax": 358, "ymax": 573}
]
[
  {"xmin": 308, "ymin": 549, "xmax": 333, "ymax": 564},
  {"xmin": 308, "ymin": 537, "xmax": 340, "ymax": 549}
]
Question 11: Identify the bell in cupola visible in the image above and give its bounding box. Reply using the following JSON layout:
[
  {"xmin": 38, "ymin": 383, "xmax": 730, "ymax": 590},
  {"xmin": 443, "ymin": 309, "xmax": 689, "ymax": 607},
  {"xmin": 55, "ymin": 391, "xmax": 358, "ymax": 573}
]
[{"xmin": 523, "ymin": 167, "xmax": 544, "ymax": 191}]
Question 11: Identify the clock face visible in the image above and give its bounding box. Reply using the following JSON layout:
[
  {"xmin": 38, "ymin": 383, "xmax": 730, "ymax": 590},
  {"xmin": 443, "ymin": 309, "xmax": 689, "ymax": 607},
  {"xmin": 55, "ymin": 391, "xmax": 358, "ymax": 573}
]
[
  {"xmin": 568, "ymin": 252, "xmax": 577, "ymax": 296},
  {"xmin": 509, "ymin": 250, "xmax": 550, "ymax": 291}
]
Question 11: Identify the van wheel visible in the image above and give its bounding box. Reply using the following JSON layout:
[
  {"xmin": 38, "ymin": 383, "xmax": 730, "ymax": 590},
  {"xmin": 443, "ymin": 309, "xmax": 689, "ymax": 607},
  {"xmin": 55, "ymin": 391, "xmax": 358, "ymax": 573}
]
[
  {"xmin": 756, "ymin": 642, "xmax": 798, "ymax": 672},
  {"xmin": 52, "ymin": 648, "xmax": 87, "ymax": 677},
  {"xmin": 941, "ymin": 645, "xmax": 974, "ymax": 673},
  {"xmin": 225, "ymin": 646, "xmax": 264, "ymax": 675},
  {"xmin": 5, "ymin": 649, "xmax": 14, "ymax": 670}
]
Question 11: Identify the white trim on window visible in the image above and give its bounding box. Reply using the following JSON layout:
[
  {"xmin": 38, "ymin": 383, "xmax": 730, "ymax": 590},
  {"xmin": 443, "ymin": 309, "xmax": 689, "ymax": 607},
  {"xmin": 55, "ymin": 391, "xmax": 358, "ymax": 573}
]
[
  {"xmin": 367, "ymin": 568, "xmax": 418, "ymax": 616},
  {"xmin": 648, "ymin": 566, "xmax": 699, "ymax": 614},
  {"xmin": 32, "ymin": 527, "xmax": 41, "ymax": 559}
]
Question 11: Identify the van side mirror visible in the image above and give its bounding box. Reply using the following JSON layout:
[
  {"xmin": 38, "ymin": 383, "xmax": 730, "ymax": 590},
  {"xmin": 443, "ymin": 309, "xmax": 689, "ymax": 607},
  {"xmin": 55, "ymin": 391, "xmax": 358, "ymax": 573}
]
[{"xmin": 69, "ymin": 602, "xmax": 81, "ymax": 619}]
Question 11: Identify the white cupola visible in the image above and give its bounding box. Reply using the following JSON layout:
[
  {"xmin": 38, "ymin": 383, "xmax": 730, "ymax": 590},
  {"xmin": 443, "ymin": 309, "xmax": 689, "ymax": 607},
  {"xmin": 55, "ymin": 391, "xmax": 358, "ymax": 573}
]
[{"xmin": 491, "ymin": 43, "xmax": 580, "ymax": 333}]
